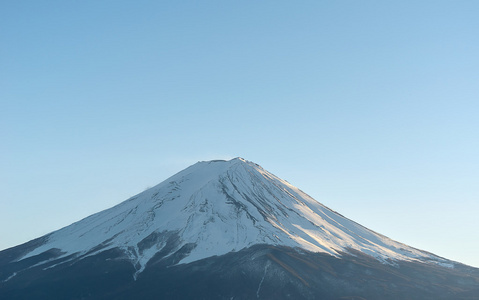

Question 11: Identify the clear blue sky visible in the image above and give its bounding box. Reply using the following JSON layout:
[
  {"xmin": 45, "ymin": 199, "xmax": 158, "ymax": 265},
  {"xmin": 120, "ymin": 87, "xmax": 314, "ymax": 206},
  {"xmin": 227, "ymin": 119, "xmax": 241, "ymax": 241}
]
[{"xmin": 1, "ymin": 1, "xmax": 478, "ymax": 267}]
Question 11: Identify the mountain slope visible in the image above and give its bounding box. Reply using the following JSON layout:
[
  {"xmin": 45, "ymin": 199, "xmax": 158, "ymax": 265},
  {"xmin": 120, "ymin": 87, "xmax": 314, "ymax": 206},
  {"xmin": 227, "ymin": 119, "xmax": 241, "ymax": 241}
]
[
  {"xmin": 14, "ymin": 158, "xmax": 451, "ymax": 270},
  {"xmin": 1, "ymin": 158, "xmax": 478, "ymax": 299}
]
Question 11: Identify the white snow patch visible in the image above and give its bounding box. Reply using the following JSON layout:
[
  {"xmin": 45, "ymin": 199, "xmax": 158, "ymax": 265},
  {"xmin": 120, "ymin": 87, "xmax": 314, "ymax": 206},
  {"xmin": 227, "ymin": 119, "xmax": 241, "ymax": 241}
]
[
  {"xmin": 3, "ymin": 272, "xmax": 17, "ymax": 283},
  {"xmin": 257, "ymin": 261, "xmax": 270, "ymax": 298}
]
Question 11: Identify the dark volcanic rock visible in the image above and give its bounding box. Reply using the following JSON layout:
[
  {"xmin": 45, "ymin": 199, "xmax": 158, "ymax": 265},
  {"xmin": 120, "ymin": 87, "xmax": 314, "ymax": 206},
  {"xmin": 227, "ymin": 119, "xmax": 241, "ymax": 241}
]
[{"xmin": 1, "ymin": 244, "xmax": 479, "ymax": 300}]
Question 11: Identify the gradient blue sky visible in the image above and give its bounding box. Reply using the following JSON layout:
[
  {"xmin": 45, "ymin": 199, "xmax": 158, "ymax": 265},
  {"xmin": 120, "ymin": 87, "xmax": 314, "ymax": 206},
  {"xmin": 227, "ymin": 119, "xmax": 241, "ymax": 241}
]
[{"xmin": 1, "ymin": 1, "xmax": 478, "ymax": 267}]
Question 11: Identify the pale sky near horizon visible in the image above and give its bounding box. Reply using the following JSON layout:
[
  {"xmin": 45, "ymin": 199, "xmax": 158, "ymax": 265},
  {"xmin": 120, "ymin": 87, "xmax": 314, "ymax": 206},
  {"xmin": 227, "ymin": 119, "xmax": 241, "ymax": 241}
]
[{"xmin": 1, "ymin": 1, "xmax": 478, "ymax": 267}]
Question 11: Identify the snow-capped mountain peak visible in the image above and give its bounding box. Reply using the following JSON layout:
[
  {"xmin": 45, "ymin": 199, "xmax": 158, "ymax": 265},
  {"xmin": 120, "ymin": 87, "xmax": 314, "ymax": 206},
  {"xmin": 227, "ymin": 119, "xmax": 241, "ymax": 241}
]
[{"xmin": 19, "ymin": 158, "xmax": 452, "ymax": 277}]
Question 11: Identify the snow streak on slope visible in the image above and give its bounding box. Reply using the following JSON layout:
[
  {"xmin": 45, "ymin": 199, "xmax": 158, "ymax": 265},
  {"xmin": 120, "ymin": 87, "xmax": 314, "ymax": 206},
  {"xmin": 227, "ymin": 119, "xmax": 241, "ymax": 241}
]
[{"xmin": 19, "ymin": 158, "xmax": 452, "ymax": 274}]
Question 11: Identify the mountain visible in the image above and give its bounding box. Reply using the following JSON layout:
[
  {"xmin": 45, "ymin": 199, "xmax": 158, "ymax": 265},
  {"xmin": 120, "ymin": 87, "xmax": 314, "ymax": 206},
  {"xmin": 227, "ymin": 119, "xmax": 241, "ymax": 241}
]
[{"xmin": 1, "ymin": 158, "xmax": 478, "ymax": 299}]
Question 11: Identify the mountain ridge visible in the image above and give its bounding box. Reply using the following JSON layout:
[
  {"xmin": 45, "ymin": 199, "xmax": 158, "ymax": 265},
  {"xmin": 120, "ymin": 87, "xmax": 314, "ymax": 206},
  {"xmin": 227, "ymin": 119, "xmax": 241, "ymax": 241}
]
[{"xmin": 14, "ymin": 158, "xmax": 454, "ymax": 272}]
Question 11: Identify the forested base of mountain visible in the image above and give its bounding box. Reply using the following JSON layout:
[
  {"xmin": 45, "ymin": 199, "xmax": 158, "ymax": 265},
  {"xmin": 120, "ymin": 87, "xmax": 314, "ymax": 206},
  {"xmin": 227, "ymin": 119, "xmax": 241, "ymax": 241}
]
[{"xmin": 2, "ymin": 244, "xmax": 479, "ymax": 300}]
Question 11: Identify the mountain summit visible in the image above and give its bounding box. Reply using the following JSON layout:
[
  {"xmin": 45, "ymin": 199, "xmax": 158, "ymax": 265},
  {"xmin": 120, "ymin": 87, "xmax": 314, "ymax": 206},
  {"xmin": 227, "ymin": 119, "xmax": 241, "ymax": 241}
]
[{"xmin": 1, "ymin": 158, "xmax": 478, "ymax": 299}]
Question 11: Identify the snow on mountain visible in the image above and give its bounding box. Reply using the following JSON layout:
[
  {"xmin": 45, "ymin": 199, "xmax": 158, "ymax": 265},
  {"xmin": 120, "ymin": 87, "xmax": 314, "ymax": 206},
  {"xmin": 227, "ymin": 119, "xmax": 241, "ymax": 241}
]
[{"xmin": 19, "ymin": 158, "xmax": 452, "ymax": 276}]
